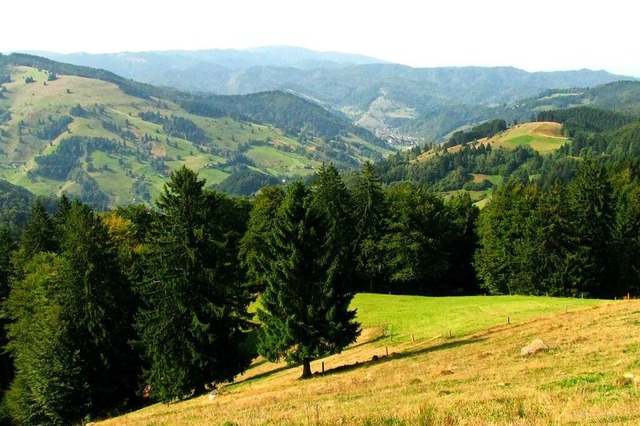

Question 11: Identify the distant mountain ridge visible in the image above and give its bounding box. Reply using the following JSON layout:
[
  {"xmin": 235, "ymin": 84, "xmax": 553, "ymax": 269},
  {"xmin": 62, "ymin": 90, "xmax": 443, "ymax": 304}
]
[
  {"xmin": 35, "ymin": 46, "xmax": 386, "ymax": 75},
  {"xmin": 30, "ymin": 47, "xmax": 636, "ymax": 141}
]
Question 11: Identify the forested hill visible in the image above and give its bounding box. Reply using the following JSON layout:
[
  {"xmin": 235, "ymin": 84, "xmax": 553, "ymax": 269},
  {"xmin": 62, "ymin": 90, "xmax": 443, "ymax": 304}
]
[
  {"xmin": 507, "ymin": 80, "xmax": 640, "ymax": 118},
  {"xmin": 374, "ymin": 105, "xmax": 640, "ymax": 205},
  {"xmin": 31, "ymin": 49, "xmax": 636, "ymax": 140},
  {"xmin": 0, "ymin": 53, "xmax": 393, "ymax": 207}
]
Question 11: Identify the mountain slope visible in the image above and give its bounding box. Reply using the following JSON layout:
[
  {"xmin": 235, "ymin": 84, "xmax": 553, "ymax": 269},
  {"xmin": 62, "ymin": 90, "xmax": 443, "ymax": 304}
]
[
  {"xmin": 0, "ymin": 54, "xmax": 393, "ymax": 206},
  {"xmin": 33, "ymin": 48, "xmax": 636, "ymax": 141},
  {"xmin": 510, "ymin": 80, "xmax": 640, "ymax": 117},
  {"xmin": 96, "ymin": 295, "xmax": 640, "ymax": 426}
]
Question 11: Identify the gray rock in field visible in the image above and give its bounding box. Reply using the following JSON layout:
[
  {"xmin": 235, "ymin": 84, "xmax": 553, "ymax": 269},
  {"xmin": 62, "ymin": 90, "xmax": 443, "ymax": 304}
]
[{"xmin": 521, "ymin": 339, "xmax": 549, "ymax": 356}]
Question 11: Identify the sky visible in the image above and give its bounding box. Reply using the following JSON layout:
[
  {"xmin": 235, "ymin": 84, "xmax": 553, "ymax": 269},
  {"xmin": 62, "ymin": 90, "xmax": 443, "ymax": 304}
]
[{"xmin": 2, "ymin": 0, "xmax": 638, "ymax": 76}]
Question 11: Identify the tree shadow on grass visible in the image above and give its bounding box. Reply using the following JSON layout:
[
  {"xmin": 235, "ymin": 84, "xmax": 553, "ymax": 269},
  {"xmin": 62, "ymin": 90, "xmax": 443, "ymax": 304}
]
[
  {"xmin": 348, "ymin": 332, "xmax": 388, "ymax": 350},
  {"xmin": 227, "ymin": 364, "xmax": 294, "ymax": 390},
  {"xmin": 314, "ymin": 336, "xmax": 487, "ymax": 378},
  {"xmin": 229, "ymin": 332, "xmax": 391, "ymax": 387}
]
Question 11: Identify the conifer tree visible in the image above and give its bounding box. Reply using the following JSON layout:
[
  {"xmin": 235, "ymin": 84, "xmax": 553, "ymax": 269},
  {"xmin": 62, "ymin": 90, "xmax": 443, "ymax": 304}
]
[
  {"xmin": 58, "ymin": 201, "xmax": 139, "ymax": 414},
  {"xmin": 0, "ymin": 227, "xmax": 17, "ymax": 423},
  {"xmin": 4, "ymin": 253, "xmax": 90, "ymax": 426},
  {"xmin": 352, "ymin": 162, "xmax": 388, "ymax": 292},
  {"xmin": 474, "ymin": 180, "xmax": 541, "ymax": 295},
  {"xmin": 381, "ymin": 182, "xmax": 450, "ymax": 294},
  {"xmin": 18, "ymin": 200, "xmax": 56, "ymax": 261},
  {"xmin": 5, "ymin": 201, "xmax": 139, "ymax": 423},
  {"xmin": 441, "ymin": 193, "xmax": 479, "ymax": 295},
  {"xmin": 525, "ymin": 181, "xmax": 576, "ymax": 296},
  {"xmin": 567, "ymin": 159, "xmax": 614, "ymax": 297},
  {"xmin": 239, "ymin": 185, "xmax": 285, "ymax": 293},
  {"xmin": 135, "ymin": 166, "xmax": 252, "ymax": 402},
  {"xmin": 611, "ymin": 170, "xmax": 640, "ymax": 296},
  {"xmin": 257, "ymin": 181, "xmax": 360, "ymax": 378},
  {"xmin": 312, "ymin": 164, "xmax": 356, "ymax": 292}
]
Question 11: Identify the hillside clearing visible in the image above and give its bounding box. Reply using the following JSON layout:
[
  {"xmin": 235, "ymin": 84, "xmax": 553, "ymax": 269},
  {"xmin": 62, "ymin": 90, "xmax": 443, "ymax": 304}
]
[
  {"xmin": 415, "ymin": 121, "xmax": 568, "ymax": 163},
  {"xmin": 484, "ymin": 122, "xmax": 568, "ymax": 154},
  {"xmin": 93, "ymin": 295, "xmax": 640, "ymax": 426}
]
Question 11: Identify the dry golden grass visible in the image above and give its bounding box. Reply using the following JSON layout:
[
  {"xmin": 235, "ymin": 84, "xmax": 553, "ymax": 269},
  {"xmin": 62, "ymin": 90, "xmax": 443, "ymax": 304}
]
[
  {"xmin": 485, "ymin": 122, "xmax": 568, "ymax": 154},
  {"xmin": 97, "ymin": 300, "xmax": 640, "ymax": 426}
]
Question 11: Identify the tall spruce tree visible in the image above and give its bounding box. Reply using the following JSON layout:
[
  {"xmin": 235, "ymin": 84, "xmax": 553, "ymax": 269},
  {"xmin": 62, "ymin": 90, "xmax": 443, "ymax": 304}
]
[
  {"xmin": 57, "ymin": 202, "xmax": 139, "ymax": 415},
  {"xmin": 312, "ymin": 164, "xmax": 356, "ymax": 293},
  {"xmin": 612, "ymin": 169, "xmax": 640, "ymax": 296},
  {"xmin": 525, "ymin": 182, "xmax": 576, "ymax": 296},
  {"xmin": 4, "ymin": 253, "xmax": 90, "ymax": 426},
  {"xmin": 441, "ymin": 193, "xmax": 479, "ymax": 295},
  {"xmin": 0, "ymin": 227, "xmax": 17, "ymax": 424},
  {"xmin": 475, "ymin": 180, "xmax": 541, "ymax": 295},
  {"xmin": 381, "ymin": 182, "xmax": 450, "ymax": 294},
  {"xmin": 257, "ymin": 181, "xmax": 360, "ymax": 378},
  {"xmin": 17, "ymin": 200, "xmax": 57, "ymax": 264},
  {"xmin": 135, "ymin": 166, "xmax": 252, "ymax": 402},
  {"xmin": 567, "ymin": 159, "xmax": 614, "ymax": 297},
  {"xmin": 352, "ymin": 162, "xmax": 388, "ymax": 292},
  {"xmin": 239, "ymin": 185, "xmax": 285, "ymax": 293}
]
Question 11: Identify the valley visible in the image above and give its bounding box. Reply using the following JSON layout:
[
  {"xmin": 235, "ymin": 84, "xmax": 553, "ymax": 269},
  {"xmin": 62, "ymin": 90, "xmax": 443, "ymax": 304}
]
[{"xmin": 38, "ymin": 48, "xmax": 637, "ymax": 141}]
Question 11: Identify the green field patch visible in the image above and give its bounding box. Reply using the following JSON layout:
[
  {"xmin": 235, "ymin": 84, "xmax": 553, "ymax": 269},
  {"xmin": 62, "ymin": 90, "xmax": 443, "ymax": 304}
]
[
  {"xmin": 552, "ymin": 373, "xmax": 606, "ymax": 389},
  {"xmin": 352, "ymin": 294, "xmax": 604, "ymax": 343},
  {"xmin": 164, "ymin": 159, "xmax": 229, "ymax": 185},
  {"xmin": 88, "ymin": 152, "xmax": 135, "ymax": 202},
  {"xmin": 488, "ymin": 122, "xmax": 569, "ymax": 154},
  {"xmin": 471, "ymin": 174, "xmax": 501, "ymax": 185},
  {"xmin": 245, "ymin": 145, "xmax": 319, "ymax": 175},
  {"xmin": 9, "ymin": 171, "xmax": 67, "ymax": 197}
]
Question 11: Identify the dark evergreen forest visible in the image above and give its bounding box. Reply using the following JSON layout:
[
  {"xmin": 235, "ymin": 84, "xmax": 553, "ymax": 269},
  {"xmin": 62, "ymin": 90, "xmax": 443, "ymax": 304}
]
[{"xmin": 1, "ymin": 105, "xmax": 640, "ymax": 424}]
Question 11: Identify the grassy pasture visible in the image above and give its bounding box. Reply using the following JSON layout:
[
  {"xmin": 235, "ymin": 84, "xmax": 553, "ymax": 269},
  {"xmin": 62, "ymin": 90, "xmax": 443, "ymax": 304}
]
[
  {"xmin": 354, "ymin": 294, "xmax": 602, "ymax": 344},
  {"xmin": 485, "ymin": 122, "xmax": 568, "ymax": 154},
  {"xmin": 93, "ymin": 294, "xmax": 640, "ymax": 426},
  {"xmin": 470, "ymin": 173, "xmax": 501, "ymax": 185}
]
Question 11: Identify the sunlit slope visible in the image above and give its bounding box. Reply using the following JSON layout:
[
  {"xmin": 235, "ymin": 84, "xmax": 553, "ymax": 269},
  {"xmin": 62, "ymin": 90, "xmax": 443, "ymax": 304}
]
[
  {"xmin": 0, "ymin": 63, "xmax": 391, "ymax": 205},
  {"xmin": 92, "ymin": 294, "xmax": 640, "ymax": 426},
  {"xmin": 416, "ymin": 121, "xmax": 568, "ymax": 164},
  {"xmin": 484, "ymin": 121, "xmax": 568, "ymax": 154}
]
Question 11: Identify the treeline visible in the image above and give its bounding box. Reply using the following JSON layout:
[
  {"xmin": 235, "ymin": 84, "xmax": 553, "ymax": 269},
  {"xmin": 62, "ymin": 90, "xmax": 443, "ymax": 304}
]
[
  {"xmin": 2, "ymin": 156, "xmax": 640, "ymax": 423},
  {"xmin": 537, "ymin": 106, "xmax": 635, "ymax": 135},
  {"xmin": 378, "ymin": 108, "xmax": 640, "ymax": 195},
  {"xmin": 476, "ymin": 158, "xmax": 640, "ymax": 297},
  {"xmin": 0, "ymin": 171, "xmax": 253, "ymax": 424},
  {"xmin": 445, "ymin": 119, "xmax": 507, "ymax": 148},
  {"xmin": 34, "ymin": 116, "xmax": 73, "ymax": 141},
  {"xmin": 214, "ymin": 168, "xmax": 280, "ymax": 196},
  {"xmin": 378, "ymin": 143, "xmax": 542, "ymax": 191},
  {"xmin": 138, "ymin": 111, "xmax": 207, "ymax": 144},
  {"xmin": 0, "ymin": 163, "xmax": 479, "ymax": 424},
  {"xmin": 34, "ymin": 136, "xmax": 127, "ymax": 180}
]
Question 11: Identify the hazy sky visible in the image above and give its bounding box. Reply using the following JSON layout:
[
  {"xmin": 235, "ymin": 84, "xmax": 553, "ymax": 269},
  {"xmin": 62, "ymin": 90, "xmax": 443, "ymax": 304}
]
[{"xmin": 3, "ymin": 0, "xmax": 638, "ymax": 76}]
